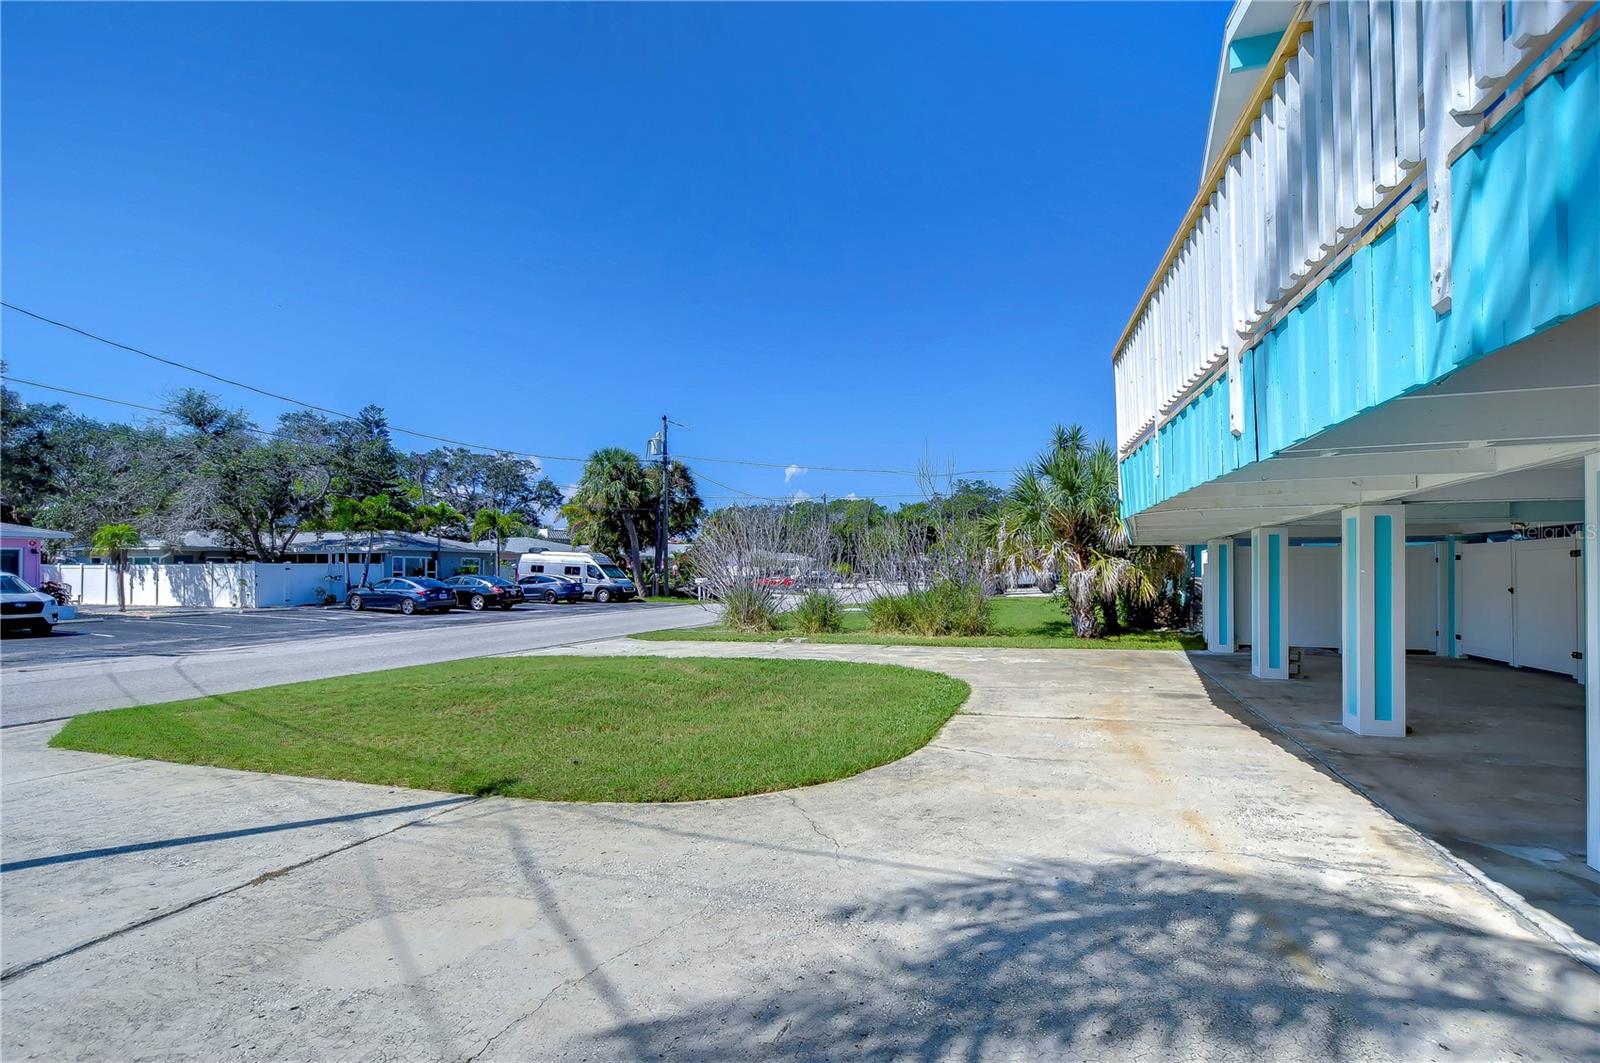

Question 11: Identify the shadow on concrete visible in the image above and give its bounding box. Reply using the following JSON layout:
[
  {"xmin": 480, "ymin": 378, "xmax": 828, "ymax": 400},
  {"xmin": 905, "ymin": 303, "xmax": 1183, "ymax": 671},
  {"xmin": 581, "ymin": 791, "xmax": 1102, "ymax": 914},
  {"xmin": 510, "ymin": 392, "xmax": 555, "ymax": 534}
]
[
  {"xmin": 598, "ymin": 856, "xmax": 1598, "ymax": 1060},
  {"xmin": 1187, "ymin": 650, "xmax": 1600, "ymax": 954},
  {"xmin": 0, "ymin": 795, "xmax": 473, "ymax": 873}
]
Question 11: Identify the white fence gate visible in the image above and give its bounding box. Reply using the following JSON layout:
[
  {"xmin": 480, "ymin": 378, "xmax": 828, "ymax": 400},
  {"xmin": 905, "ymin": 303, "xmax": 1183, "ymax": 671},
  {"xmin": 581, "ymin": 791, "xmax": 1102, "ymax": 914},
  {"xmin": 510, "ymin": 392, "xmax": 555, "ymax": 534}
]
[{"xmin": 1455, "ymin": 537, "xmax": 1582, "ymax": 678}]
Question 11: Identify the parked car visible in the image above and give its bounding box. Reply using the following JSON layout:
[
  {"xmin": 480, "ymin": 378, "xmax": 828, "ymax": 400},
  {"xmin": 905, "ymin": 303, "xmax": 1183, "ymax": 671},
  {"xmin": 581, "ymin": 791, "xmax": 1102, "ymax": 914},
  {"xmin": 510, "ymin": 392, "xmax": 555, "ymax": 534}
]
[
  {"xmin": 346, "ymin": 577, "xmax": 456, "ymax": 615},
  {"xmin": 0, "ymin": 573, "xmax": 63, "ymax": 636},
  {"xmin": 515, "ymin": 550, "xmax": 637, "ymax": 602},
  {"xmin": 518, "ymin": 573, "xmax": 585, "ymax": 604},
  {"xmin": 441, "ymin": 574, "xmax": 525, "ymax": 611}
]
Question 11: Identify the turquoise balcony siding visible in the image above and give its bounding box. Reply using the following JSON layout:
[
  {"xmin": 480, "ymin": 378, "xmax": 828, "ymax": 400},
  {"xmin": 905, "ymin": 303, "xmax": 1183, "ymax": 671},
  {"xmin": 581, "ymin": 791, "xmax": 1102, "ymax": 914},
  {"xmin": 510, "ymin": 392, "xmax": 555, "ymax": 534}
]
[{"xmin": 1121, "ymin": 35, "xmax": 1600, "ymax": 521}]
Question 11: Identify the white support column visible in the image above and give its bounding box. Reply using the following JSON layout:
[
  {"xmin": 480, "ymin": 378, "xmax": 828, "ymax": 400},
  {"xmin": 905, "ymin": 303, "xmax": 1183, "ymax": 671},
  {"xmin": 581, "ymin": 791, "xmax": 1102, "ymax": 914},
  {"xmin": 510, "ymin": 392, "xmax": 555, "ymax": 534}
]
[
  {"xmin": 1583, "ymin": 453, "xmax": 1598, "ymax": 871},
  {"xmin": 1341, "ymin": 506, "xmax": 1406, "ymax": 737},
  {"xmin": 1203, "ymin": 538, "xmax": 1237, "ymax": 653},
  {"xmin": 1250, "ymin": 527, "xmax": 1290, "ymax": 679}
]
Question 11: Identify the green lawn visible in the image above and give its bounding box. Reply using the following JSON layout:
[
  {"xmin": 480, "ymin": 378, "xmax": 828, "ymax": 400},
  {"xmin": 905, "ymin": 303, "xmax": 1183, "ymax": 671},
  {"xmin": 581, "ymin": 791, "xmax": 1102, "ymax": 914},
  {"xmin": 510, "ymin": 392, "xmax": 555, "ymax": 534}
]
[
  {"xmin": 632, "ymin": 594, "xmax": 1203, "ymax": 650},
  {"xmin": 50, "ymin": 656, "xmax": 969, "ymax": 802}
]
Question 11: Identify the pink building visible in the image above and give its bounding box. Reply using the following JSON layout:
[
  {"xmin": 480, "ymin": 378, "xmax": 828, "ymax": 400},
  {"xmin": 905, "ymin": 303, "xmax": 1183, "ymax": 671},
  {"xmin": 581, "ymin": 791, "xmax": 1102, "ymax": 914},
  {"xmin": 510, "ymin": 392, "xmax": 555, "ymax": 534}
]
[{"xmin": 0, "ymin": 522, "xmax": 73, "ymax": 587}]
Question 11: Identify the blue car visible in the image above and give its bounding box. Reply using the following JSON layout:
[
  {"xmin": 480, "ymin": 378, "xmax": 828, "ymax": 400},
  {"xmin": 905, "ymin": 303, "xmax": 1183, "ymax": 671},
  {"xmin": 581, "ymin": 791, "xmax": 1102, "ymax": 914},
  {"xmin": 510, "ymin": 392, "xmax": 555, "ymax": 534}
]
[
  {"xmin": 518, "ymin": 573, "xmax": 585, "ymax": 604},
  {"xmin": 347, "ymin": 577, "xmax": 456, "ymax": 614}
]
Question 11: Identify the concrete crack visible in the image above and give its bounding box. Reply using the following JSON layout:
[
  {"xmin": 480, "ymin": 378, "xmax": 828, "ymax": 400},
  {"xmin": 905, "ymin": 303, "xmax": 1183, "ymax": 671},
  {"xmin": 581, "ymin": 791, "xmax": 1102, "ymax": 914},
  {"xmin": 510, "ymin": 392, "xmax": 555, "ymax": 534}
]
[
  {"xmin": 455, "ymin": 903, "xmax": 713, "ymax": 1063},
  {"xmin": 782, "ymin": 792, "xmax": 842, "ymax": 858}
]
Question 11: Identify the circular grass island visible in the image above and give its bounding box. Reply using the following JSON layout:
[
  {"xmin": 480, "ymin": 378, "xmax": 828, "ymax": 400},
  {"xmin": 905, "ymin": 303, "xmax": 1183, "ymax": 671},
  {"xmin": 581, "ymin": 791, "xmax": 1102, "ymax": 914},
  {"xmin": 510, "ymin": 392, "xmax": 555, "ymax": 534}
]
[{"xmin": 49, "ymin": 656, "xmax": 970, "ymax": 802}]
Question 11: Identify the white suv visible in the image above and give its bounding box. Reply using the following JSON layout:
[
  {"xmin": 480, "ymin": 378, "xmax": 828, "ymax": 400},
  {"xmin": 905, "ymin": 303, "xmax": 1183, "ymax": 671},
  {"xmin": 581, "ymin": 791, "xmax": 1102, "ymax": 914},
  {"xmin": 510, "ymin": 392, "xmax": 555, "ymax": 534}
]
[{"xmin": 0, "ymin": 574, "xmax": 62, "ymax": 637}]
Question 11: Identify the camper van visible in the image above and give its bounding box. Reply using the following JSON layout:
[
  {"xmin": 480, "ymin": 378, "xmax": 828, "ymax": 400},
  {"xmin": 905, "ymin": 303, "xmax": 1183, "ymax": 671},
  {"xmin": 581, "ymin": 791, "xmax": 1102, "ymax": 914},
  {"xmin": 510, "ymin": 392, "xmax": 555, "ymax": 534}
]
[{"xmin": 515, "ymin": 551, "xmax": 637, "ymax": 602}]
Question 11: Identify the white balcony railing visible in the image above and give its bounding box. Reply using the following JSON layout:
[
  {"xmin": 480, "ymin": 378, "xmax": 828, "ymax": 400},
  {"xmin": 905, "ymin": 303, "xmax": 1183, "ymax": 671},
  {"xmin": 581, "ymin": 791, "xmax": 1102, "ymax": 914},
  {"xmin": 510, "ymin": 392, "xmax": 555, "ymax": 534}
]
[{"xmin": 1113, "ymin": 0, "xmax": 1589, "ymax": 457}]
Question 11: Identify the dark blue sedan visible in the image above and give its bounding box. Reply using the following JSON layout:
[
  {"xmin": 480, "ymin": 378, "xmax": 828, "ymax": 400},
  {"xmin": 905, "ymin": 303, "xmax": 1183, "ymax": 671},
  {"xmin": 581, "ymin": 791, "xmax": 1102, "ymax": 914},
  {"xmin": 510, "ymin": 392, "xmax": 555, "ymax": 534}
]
[
  {"xmin": 442, "ymin": 574, "xmax": 525, "ymax": 610},
  {"xmin": 518, "ymin": 573, "xmax": 585, "ymax": 604},
  {"xmin": 347, "ymin": 577, "xmax": 456, "ymax": 614}
]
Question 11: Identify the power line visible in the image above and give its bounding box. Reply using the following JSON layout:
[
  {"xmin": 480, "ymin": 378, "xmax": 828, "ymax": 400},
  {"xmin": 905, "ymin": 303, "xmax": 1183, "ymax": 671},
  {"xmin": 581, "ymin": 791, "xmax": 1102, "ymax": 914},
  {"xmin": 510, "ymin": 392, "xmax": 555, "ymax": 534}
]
[
  {"xmin": 8, "ymin": 375, "xmax": 937, "ymax": 505},
  {"xmin": 4, "ymin": 302, "xmax": 1027, "ymax": 480},
  {"xmin": 678, "ymin": 452, "xmax": 1020, "ymax": 478},
  {"xmin": 4, "ymin": 375, "xmax": 280, "ymax": 440},
  {"xmin": 2, "ymin": 303, "xmax": 588, "ymax": 465}
]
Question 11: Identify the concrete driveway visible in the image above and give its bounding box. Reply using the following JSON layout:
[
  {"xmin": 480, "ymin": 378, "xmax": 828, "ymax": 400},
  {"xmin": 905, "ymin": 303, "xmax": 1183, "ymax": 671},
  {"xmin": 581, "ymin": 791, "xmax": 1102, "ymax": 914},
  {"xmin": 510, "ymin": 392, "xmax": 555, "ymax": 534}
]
[{"xmin": 2, "ymin": 641, "xmax": 1596, "ymax": 1060}]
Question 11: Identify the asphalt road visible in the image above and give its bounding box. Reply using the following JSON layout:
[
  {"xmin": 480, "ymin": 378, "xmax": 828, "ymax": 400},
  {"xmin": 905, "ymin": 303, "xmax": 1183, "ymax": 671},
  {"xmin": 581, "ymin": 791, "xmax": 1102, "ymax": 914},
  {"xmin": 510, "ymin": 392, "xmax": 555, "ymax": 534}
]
[
  {"xmin": 1, "ymin": 602, "xmax": 631, "ymax": 666},
  {"xmin": 0, "ymin": 602, "xmax": 716, "ymax": 727}
]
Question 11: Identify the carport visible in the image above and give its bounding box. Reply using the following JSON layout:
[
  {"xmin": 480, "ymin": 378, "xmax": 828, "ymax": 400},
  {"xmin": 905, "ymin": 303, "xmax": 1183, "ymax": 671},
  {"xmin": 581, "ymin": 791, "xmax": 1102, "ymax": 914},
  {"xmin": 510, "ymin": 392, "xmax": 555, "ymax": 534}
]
[{"xmin": 1189, "ymin": 648, "xmax": 1598, "ymax": 953}]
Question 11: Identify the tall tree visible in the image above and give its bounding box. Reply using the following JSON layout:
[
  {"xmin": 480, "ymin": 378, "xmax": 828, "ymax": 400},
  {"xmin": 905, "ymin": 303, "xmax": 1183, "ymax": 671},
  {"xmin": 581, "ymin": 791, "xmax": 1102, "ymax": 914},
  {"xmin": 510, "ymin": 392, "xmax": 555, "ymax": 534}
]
[
  {"xmin": 91, "ymin": 523, "xmax": 142, "ymax": 612},
  {"xmin": 0, "ymin": 381, "xmax": 72, "ymax": 524},
  {"xmin": 329, "ymin": 405, "xmax": 406, "ymax": 502},
  {"xmin": 36, "ymin": 418, "xmax": 187, "ymax": 544},
  {"xmin": 414, "ymin": 447, "xmax": 563, "ymax": 527},
  {"xmin": 166, "ymin": 391, "xmax": 334, "ymax": 561},
  {"xmin": 563, "ymin": 447, "xmax": 653, "ymax": 589}
]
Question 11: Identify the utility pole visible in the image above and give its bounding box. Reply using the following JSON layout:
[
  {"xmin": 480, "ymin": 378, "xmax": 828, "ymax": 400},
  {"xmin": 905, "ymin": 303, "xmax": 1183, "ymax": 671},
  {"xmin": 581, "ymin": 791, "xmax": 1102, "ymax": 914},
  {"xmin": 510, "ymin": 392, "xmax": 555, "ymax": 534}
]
[{"xmin": 654, "ymin": 414, "xmax": 669, "ymax": 597}]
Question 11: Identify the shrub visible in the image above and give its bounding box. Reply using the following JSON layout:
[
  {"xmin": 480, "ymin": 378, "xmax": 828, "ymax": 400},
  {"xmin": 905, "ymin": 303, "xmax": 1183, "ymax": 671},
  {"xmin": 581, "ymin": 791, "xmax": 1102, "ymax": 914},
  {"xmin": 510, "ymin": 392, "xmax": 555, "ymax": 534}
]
[
  {"xmin": 720, "ymin": 586, "xmax": 779, "ymax": 632},
  {"xmin": 868, "ymin": 580, "xmax": 992, "ymax": 637},
  {"xmin": 867, "ymin": 594, "xmax": 916, "ymax": 633},
  {"xmin": 792, "ymin": 591, "xmax": 845, "ymax": 634}
]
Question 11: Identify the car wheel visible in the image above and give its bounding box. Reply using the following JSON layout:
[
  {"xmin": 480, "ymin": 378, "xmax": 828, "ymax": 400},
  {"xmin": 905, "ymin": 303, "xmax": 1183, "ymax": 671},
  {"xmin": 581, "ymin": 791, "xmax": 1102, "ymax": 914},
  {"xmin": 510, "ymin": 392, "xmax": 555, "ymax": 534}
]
[
  {"xmin": 349, "ymin": 594, "xmax": 364, "ymax": 611},
  {"xmin": 595, "ymin": 588, "xmax": 611, "ymax": 603},
  {"xmin": 400, "ymin": 598, "xmax": 416, "ymax": 615},
  {"xmin": 544, "ymin": 591, "xmax": 558, "ymax": 604},
  {"xmin": 32, "ymin": 621, "xmax": 54, "ymax": 637},
  {"xmin": 470, "ymin": 594, "xmax": 486, "ymax": 611}
]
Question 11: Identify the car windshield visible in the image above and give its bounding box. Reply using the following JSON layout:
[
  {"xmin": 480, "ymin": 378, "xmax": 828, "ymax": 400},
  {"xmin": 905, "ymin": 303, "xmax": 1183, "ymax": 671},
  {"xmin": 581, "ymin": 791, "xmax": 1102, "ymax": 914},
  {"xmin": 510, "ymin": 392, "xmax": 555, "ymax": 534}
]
[
  {"xmin": 600, "ymin": 565, "xmax": 629, "ymax": 580},
  {"xmin": 0, "ymin": 574, "xmax": 34, "ymax": 594},
  {"xmin": 411, "ymin": 578, "xmax": 448, "ymax": 589},
  {"xmin": 484, "ymin": 577, "xmax": 516, "ymax": 588}
]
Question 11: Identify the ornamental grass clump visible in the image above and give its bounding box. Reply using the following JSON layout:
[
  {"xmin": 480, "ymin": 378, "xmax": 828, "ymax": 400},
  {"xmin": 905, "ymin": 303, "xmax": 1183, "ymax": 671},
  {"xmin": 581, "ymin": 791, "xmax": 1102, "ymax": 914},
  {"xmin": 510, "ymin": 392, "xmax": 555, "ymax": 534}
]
[
  {"xmin": 721, "ymin": 585, "xmax": 779, "ymax": 633},
  {"xmin": 868, "ymin": 580, "xmax": 991, "ymax": 637},
  {"xmin": 792, "ymin": 591, "xmax": 845, "ymax": 634}
]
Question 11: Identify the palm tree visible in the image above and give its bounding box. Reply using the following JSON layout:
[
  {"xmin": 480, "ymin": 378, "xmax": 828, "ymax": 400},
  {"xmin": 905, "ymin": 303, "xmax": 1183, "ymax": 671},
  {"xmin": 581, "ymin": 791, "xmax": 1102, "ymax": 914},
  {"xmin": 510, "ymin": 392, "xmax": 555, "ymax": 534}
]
[
  {"xmin": 414, "ymin": 500, "xmax": 467, "ymax": 569},
  {"xmin": 91, "ymin": 523, "xmax": 142, "ymax": 612},
  {"xmin": 565, "ymin": 447, "xmax": 652, "ymax": 590},
  {"xmin": 991, "ymin": 425, "xmax": 1184, "ymax": 638},
  {"xmin": 329, "ymin": 494, "xmax": 407, "ymax": 588},
  {"xmin": 470, "ymin": 507, "xmax": 524, "ymax": 578}
]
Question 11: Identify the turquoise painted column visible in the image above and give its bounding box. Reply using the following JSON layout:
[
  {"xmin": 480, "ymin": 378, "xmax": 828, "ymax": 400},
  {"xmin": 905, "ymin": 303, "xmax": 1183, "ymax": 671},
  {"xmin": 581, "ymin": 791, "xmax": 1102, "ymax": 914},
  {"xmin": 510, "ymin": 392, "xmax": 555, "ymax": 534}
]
[
  {"xmin": 1341, "ymin": 505, "xmax": 1406, "ymax": 737},
  {"xmin": 1583, "ymin": 452, "xmax": 1598, "ymax": 872},
  {"xmin": 1250, "ymin": 527, "xmax": 1290, "ymax": 680},
  {"xmin": 1203, "ymin": 538, "xmax": 1236, "ymax": 653},
  {"xmin": 1438, "ymin": 536, "xmax": 1462, "ymax": 658}
]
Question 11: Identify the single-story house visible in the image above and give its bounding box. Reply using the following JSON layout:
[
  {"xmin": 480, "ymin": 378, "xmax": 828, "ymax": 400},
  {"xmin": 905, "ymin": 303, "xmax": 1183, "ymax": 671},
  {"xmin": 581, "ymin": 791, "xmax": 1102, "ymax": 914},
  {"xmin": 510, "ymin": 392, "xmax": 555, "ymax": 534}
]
[
  {"xmin": 71, "ymin": 530, "xmax": 502, "ymax": 582},
  {"xmin": 0, "ymin": 522, "xmax": 75, "ymax": 585}
]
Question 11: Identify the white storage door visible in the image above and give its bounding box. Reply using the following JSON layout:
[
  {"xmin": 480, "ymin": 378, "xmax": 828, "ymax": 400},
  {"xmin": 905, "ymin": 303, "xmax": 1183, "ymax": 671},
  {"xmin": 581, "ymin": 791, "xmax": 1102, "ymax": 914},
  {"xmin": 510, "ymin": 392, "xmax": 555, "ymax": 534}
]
[
  {"xmin": 1289, "ymin": 546, "xmax": 1341, "ymax": 649},
  {"xmin": 1405, "ymin": 544, "xmax": 1439, "ymax": 652},
  {"xmin": 1234, "ymin": 544, "xmax": 1253, "ymax": 647},
  {"xmin": 1458, "ymin": 541, "xmax": 1514, "ymax": 663},
  {"xmin": 1512, "ymin": 537, "xmax": 1581, "ymax": 677}
]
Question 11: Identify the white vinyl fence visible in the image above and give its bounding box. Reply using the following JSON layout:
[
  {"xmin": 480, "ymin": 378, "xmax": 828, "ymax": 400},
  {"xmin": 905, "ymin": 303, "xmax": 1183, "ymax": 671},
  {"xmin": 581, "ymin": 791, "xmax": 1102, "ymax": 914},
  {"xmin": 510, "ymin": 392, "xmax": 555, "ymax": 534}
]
[{"xmin": 56, "ymin": 563, "xmax": 352, "ymax": 609}]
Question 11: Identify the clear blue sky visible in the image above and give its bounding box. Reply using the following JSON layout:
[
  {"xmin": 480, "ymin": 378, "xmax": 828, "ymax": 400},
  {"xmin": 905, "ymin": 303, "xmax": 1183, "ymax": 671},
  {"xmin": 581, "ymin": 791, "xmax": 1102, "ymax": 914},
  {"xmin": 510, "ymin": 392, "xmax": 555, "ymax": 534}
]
[{"xmin": 2, "ymin": 1, "xmax": 1226, "ymax": 505}]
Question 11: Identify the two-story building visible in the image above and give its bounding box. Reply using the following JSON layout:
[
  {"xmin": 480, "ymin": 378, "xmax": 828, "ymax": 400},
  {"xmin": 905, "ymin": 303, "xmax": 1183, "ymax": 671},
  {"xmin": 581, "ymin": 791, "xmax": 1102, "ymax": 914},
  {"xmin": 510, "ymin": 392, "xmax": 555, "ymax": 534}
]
[{"xmin": 1111, "ymin": 0, "xmax": 1600, "ymax": 877}]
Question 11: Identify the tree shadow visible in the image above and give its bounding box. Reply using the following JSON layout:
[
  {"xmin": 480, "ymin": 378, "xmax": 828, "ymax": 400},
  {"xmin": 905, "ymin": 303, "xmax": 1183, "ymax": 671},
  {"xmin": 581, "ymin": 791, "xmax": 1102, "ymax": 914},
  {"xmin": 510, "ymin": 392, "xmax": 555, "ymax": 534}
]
[{"xmin": 600, "ymin": 856, "xmax": 1599, "ymax": 1060}]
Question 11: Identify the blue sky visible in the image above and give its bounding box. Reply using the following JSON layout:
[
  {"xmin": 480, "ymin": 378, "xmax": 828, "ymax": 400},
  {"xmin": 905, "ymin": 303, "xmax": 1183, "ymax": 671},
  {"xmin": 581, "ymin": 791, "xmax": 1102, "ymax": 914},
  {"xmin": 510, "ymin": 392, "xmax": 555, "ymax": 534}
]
[{"xmin": 2, "ymin": 2, "xmax": 1226, "ymax": 505}]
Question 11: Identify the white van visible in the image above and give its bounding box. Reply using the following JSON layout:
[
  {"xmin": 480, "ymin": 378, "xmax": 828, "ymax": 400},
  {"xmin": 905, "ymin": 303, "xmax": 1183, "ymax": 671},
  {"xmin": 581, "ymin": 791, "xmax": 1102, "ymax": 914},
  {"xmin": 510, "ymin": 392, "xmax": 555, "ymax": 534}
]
[{"xmin": 515, "ymin": 551, "xmax": 638, "ymax": 602}]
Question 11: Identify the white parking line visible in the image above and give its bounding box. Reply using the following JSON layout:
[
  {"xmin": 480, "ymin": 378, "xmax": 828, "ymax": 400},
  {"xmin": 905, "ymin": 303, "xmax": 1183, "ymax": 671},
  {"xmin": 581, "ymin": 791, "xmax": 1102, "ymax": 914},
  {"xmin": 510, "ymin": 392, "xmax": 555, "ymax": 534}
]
[{"xmin": 132, "ymin": 619, "xmax": 232, "ymax": 630}]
